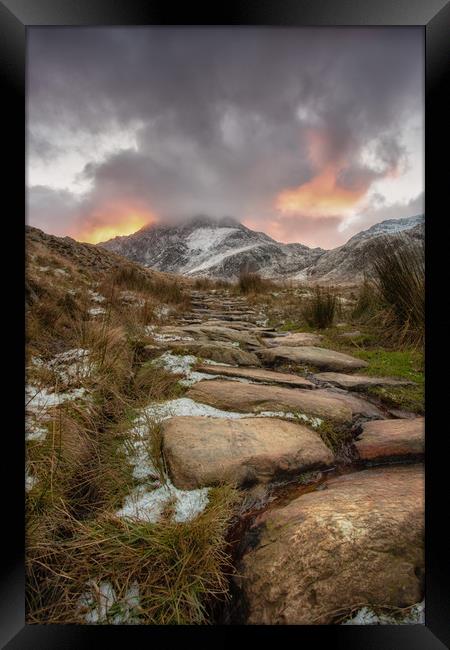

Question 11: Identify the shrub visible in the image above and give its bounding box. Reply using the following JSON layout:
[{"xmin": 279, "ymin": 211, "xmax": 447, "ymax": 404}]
[
  {"xmin": 302, "ymin": 286, "xmax": 337, "ymax": 329},
  {"xmin": 371, "ymin": 237, "xmax": 424, "ymax": 345},
  {"xmin": 352, "ymin": 277, "xmax": 379, "ymax": 321},
  {"xmin": 237, "ymin": 270, "xmax": 273, "ymax": 294}
]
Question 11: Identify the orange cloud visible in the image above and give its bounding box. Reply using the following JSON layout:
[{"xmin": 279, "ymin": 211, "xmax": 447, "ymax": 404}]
[
  {"xmin": 276, "ymin": 163, "xmax": 367, "ymax": 218},
  {"xmin": 73, "ymin": 201, "xmax": 156, "ymax": 244}
]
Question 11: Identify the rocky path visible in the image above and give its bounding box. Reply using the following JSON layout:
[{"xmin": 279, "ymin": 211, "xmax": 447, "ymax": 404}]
[{"xmin": 142, "ymin": 288, "xmax": 424, "ymax": 624}]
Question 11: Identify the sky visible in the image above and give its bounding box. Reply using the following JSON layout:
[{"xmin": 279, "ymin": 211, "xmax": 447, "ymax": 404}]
[{"xmin": 27, "ymin": 27, "xmax": 424, "ymax": 249}]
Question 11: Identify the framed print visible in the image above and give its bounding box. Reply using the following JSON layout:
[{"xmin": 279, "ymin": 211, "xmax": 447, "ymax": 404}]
[{"xmin": 1, "ymin": 0, "xmax": 449, "ymax": 648}]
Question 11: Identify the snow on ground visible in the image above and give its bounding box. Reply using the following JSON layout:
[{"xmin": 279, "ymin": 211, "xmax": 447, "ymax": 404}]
[
  {"xmin": 119, "ymin": 290, "xmax": 145, "ymax": 306},
  {"xmin": 78, "ymin": 580, "xmax": 140, "ymax": 624},
  {"xmin": 153, "ymin": 352, "xmax": 223, "ymax": 387},
  {"xmin": 26, "ymin": 384, "xmax": 88, "ymax": 413},
  {"xmin": 138, "ymin": 397, "xmax": 252, "ymax": 422},
  {"xmin": 25, "ymin": 418, "xmax": 48, "ymax": 442},
  {"xmin": 342, "ymin": 600, "xmax": 425, "ymax": 625},
  {"xmin": 25, "ymin": 467, "xmax": 38, "ymax": 492},
  {"xmin": 186, "ymin": 244, "xmax": 260, "ymax": 274},
  {"xmin": 88, "ymin": 289, "xmax": 106, "ymax": 303},
  {"xmin": 117, "ymin": 482, "xmax": 210, "ymax": 524},
  {"xmin": 185, "ymin": 227, "xmax": 237, "ymax": 253},
  {"xmin": 154, "ymin": 305, "xmax": 172, "ymax": 320},
  {"xmin": 89, "ymin": 307, "xmax": 106, "ymax": 316}
]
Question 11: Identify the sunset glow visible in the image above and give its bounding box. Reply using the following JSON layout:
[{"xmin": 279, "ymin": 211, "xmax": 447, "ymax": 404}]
[
  {"xmin": 275, "ymin": 164, "xmax": 367, "ymax": 218},
  {"xmin": 75, "ymin": 205, "xmax": 156, "ymax": 244}
]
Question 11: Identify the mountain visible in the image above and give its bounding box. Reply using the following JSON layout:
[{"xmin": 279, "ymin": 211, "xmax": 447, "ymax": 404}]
[
  {"xmin": 99, "ymin": 215, "xmax": 325, "ymax": 280},
  {"xmin": 98, "ymin": 214, "xmax": 424, "ymax": 283},
  {"xmin": 306, "ymin": 215, "xmax": 424, "ymax": 283}
]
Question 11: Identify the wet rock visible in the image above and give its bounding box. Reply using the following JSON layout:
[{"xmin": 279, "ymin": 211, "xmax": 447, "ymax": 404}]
[
  {"xmin": 163, "ymin": 416, "xmax": 334, "ymax": 489},
  {"xmin": 355, "ymin": 417, "xmax": 424, "ymax": 461},
  {"xmin": 195, "ymin": 364, "xmax": 315, "ymax": 389},
  {"xmin": 257, "ymin": 345, "xmax": 369, "ymax": 372},
  {"xmin": 236, "ymin": 465, "xmax": 424, "ymax": 624},
  {"xmin": 186, "ymin": 380, "xmax": 352, "ymax": 423}
]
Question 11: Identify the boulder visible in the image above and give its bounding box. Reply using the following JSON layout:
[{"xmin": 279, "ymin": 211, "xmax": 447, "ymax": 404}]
[
  {"xmin": 257, "ymin": 346, "xmax": 369, "ymax": 372},
  {"xmin": 195, "ymin": 364, "xmax": 315, "ymax": 389},
  {"xmin": 355, "ymin": 417, "xmax": 424, "ymax": 461},
  {"xmin": 236, "ymin": 465, "xmax": 424, "ymax": 624},
  {"xmin": 163, "ymin": 416, "xmax": 334, "ymax": 489},
  {"xmin": 186, "ymin": 380, "xmax": 352, "ymax": 423}
]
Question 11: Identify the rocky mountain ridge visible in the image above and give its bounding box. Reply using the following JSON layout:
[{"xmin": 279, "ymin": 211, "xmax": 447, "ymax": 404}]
[{"xmin": 96, "ymin": 213, "xmax": 424, "ymax": 282}]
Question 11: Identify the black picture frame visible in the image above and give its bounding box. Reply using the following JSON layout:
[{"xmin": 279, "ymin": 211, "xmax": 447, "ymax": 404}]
[{"xmin": 2, "ymin": 1, "xmax": 449, "ymax": 647}]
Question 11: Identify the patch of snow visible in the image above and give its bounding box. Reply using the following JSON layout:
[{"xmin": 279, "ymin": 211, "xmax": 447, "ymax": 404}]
[
  {"xmin": 294, "ymin": 413, "xmax": 324, "ymax": 429},
  {"xmin": 25, "ymin": 417, "xmax": 48, "ymax": 441},
  {"xmin": 119, "ymin": 290, "xmax": 145, "ymax": 306},
  {"xmin": 153, "ymin": 352, "xmax": 222, "ymax": 387},
  {"xmin": 78, "ymin": 580, "xmax": 140, "ymax": 625},
  {"xmin": 185, "ymin": 227, "xmax": 237, "ymax": 253},
  {"xmin": 124, "ymin": 438, "xmax": 161, "ymax": 482},
  {"xmin": 89, "ymin": 307, "xmax": 106, "ymax": 316},
  {"xmin": 186, "ymin": 243, "xmax": 260, "ymax": 274},
  {"xmin": 139, "ymin": 397, "xmax": 251, "ymax": 422},
  {"xmin": 26, "ymin": 384, "xmax": 88, "ymax": 414},
  {"xmin": 88, "ymin": 290, "xmax": 106, "ymax": 303},
  {"xmin": 117, "ymin": 481, "xmax": 210, "ymax": 524},
  {"xmin": 154, "ymin": 305, "xmax": 172, "ymax": 320},
  {"xmin": 342, "ymin": 600, "xmax": 425, "ymax": 625},
  {"xmin": 25, "ymin": 467, "xmax": 38, "ymax": 492}
]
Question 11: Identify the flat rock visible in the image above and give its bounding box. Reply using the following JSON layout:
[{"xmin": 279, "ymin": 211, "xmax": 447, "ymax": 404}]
[
  {"xmin": 313, "ymin": 388, "xmax": 385, "ymax": 418},
  {"xmin": 355, "ymin": 417, "xmax": 424, "ymax": 461},
  {"xmin": 163, "ymin": 416, "xmax": 334, "ymax": 489},
  {"xmin": 268, "ymin": 332, "xmax": 324, "ymax": 347},
  {"xmin": 314, "ymin": 372, "xmax": 414, "ymax": 390},
  {"xmin": 236, "ymin": 464, "xmax": 424, "ymax": 624},
  {"xmin": 163, "ymin": 342, "xmax": 260, "ymax": 367},
  {"xmin": 182, "ymin": 324, "xmax": 262, "ymax": 348},
  {"xmin": 257, "ymin": 346, "xmax": 369, "ymax": 372},
  {"xmin": 186, "ymin": 380, "xmax": 352, "ymax": 423},
  {"xmin": 195, "ymin": 364, "xmax": 315, "ymax": 389},
  {"xmin": 338, "ymin": 330, "xmax": 362, "ymax": 338}
]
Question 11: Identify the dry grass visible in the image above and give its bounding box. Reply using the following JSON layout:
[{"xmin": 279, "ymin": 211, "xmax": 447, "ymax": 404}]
[
  {"xmin": 25, "ymin": 237, "xmax": 239, "ymax": 625},
  {"xmin": 237, "ymin": 270, "xmax": 275, "ymax": 295},
  {"xmin": 302, "ymin": 286, "xmax": 337, "ymax": 329},
  {"xmin": 370, "ymin": 237, "xmax": 424, "ymax": 346},
  {"xmin": 26, "ymin": 486, "xmax": 239, "ymax": 624}
]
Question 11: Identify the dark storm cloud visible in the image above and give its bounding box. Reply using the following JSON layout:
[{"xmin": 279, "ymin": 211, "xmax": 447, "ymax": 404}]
[{"xmin": 27, "ymin": 27, "xmax": 424, "ymax": 245}]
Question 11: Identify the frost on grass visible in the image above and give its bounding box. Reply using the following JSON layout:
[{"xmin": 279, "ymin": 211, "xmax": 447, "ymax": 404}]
[
  {"xmin": 78, "ymin": 580, "xmax": 140, "ymax": 625},
  {"xmin": 342, "ymin": 600, "xmax": 425, "ymax": 625}
]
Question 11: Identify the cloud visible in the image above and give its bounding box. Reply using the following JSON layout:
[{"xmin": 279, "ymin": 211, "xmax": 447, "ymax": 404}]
[{"xmin": 27, "ymin": 27, "xmax": 424, "ymax": 247}]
